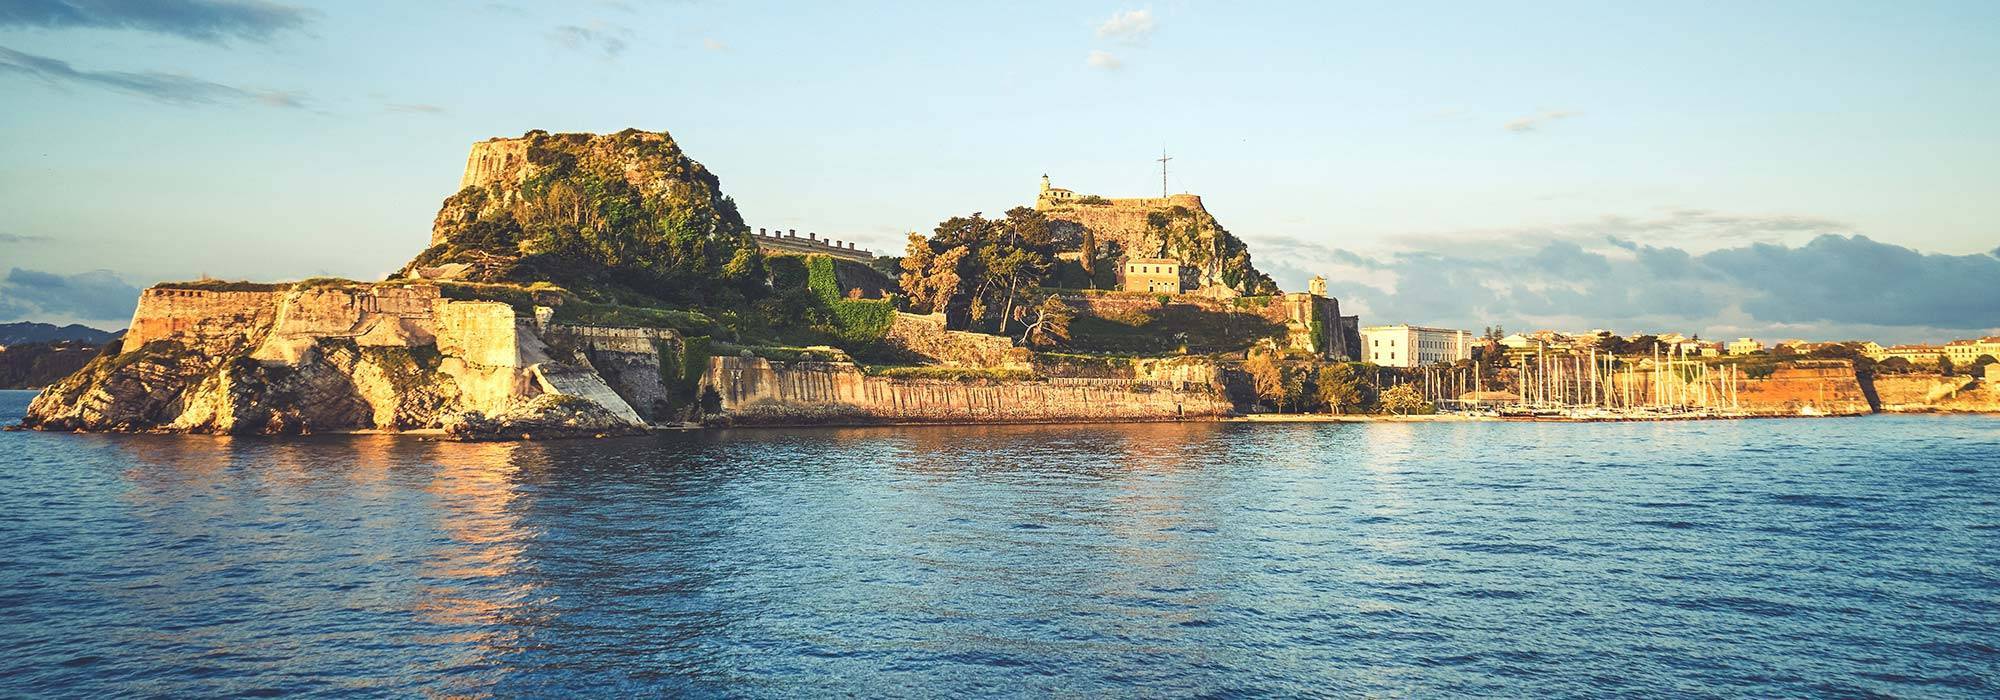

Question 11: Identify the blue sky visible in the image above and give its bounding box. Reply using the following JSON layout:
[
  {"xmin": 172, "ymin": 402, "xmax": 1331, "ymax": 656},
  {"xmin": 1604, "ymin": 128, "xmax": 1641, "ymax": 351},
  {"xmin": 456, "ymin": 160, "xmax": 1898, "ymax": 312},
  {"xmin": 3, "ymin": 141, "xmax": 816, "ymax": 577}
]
[{"xmin": 1, "ymin": 0, "xmax": 1996, "ymax": 343}]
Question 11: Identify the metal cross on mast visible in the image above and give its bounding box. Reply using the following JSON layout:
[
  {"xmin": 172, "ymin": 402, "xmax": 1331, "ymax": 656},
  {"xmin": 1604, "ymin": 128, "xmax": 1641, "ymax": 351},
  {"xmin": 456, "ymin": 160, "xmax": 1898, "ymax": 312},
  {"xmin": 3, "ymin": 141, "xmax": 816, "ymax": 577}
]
[{"xmin": 1157, "ymin": 149, "xmax": 1172, "ymax": 197}]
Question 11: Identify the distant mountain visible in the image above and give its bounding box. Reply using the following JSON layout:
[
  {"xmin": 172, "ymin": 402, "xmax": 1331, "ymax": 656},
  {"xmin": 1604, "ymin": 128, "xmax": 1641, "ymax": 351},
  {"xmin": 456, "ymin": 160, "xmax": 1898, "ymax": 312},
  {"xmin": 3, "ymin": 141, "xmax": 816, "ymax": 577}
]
[
  {"xmin": 0, "ymin": 341, "xmax": 102, "ymax": 389},
  {"xmin": 0, "ymin": 322, "xmax": 119, "ymax": 346}
]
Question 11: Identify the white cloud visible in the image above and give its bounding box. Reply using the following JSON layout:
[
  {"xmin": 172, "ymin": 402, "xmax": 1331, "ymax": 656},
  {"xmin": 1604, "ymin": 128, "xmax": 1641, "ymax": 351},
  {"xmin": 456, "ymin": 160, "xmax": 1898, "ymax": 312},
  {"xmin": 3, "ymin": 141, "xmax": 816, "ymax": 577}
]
[
  {"xmin": 550, "ymin": 23, "xmax": 629, "ymax": 58},
  {"xmin": 702, "ymin": 37, "xmax": 727, "ymax": 51},
  {"xmin": 1086, "ymin": 50, "xmax": 1122, "ymax": 70},
  {"xmin": 1095, "ymin": 8, "xmax": 1156, "ymax": 43},
  {"xmin": 1504, "ymin": 109, "xmax": 1580, "ymax": 133}
]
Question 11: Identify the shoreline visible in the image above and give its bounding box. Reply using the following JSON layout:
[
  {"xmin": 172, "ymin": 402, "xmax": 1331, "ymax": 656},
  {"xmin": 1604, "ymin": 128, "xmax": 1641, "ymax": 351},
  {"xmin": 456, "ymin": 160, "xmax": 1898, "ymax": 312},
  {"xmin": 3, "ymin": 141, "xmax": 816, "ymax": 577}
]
[{"xmin": 8, "ymin": 408, "xmax": 1993, "ymax": 440}]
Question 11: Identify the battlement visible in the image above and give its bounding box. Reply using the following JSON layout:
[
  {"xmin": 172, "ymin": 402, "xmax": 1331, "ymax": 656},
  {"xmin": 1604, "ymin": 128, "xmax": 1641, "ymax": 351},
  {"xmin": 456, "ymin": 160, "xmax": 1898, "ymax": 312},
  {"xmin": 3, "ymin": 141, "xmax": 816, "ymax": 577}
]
[{"xmin": 751, "ymin": 227, "xmax": 875, "ymax": 262}]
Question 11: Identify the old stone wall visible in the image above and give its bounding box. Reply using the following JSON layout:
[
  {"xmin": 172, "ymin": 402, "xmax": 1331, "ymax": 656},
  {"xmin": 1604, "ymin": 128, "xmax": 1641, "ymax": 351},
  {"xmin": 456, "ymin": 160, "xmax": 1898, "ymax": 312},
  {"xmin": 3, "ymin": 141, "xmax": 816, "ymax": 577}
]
[
  {"xmin": 541, "ymin": 324, "xmax": 681, "ymax": 422},
  {"xmin": 435, "ymin": 301, "xmax": 526, "ymax": 368},
  {"xmin": 1060, "ymin": 292, "xmax": 1349, "ymax": 359},
  {"xmin": 460, "ymin": 138, "xmax": 531, "ymax": 191},
  {"xmin": 1734, "ymin": 366, "xmax": 1874, "ymax": 415},
  {"xmin": 884, "ymin": 312, "xmax": 1030, "ymax": 370},
  {"xmin": 123, "ymin": 288, "xmax": 286, "ymax": 352},
  {"xmin": 701, "ymin": 356, "xmax": 1233, "ymax": 425}
]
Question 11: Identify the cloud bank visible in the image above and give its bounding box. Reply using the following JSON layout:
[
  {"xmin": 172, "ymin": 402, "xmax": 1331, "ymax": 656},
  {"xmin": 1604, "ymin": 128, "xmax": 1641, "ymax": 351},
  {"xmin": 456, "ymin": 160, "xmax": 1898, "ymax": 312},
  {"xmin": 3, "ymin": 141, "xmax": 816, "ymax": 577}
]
[
  {"xmin": 1504, "ymin": 109, "xmax": 1579, "ymax": 133},
  {"xmin": 0, "ymin": 267, "xmax": 140, "ymax": 327},
  {"xmin": 1251, "ymin": 222, "xmax": 2000, "ymax": 344},
  {"xmin": 1095, "ymin": 9, "xmax": 1156, "ymax": 43},
  {"xmin": 0, "ymin": 0, "xmax": 313, "ymax": 43},
  {"xmin": 0, "ymin": 45, "xmax": 306, "ymax": 107}
]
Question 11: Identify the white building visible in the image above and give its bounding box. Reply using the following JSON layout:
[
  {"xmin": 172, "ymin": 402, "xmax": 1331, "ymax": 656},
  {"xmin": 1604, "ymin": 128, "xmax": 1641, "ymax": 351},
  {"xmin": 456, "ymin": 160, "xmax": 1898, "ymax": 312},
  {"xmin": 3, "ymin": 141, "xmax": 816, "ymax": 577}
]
[{"xmin": 1362, "ymin": 325, "xmax": 1474, "ymax": 368}]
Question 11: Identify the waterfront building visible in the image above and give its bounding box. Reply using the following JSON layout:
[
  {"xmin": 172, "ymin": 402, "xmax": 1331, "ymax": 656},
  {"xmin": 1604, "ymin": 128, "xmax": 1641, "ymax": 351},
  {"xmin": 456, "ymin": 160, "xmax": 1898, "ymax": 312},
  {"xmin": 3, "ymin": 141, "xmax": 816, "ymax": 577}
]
[
  {"xmin": 1880, "ymin": 344, "xmax": 1946, "ymax": 365},
  {"xmin": 1943, "ymin": 337, "xmax": 2000, "ymax": 365},
  {"xmin": 1363, "ymin": 324, "xmax": 1473, "ymax": 368},
  {"xmin": 1727, "ymin": 337, "xmax": 1764, "ymax": 355}
]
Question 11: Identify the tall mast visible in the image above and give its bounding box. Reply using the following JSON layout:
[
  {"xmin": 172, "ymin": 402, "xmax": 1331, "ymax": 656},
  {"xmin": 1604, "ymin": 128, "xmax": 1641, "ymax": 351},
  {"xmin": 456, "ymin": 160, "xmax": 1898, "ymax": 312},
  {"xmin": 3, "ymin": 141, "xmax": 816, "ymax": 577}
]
[{"xmin": 1157, "ymin": 148, "xmax": 1172, "ymax": 198}]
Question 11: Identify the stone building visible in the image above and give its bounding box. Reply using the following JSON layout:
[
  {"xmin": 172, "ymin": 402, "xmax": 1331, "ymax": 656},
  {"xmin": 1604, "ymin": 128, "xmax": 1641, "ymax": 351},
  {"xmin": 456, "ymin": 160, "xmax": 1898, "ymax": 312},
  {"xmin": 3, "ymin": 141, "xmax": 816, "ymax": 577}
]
[
  {"xmin": 1943, "ymin": 336, "xmax": 2000, "ymax": 365},
  {"xmin": 1727, "ymin": 337, "xmax": 1765, "ymax": 355},
  {"xmin": 1120, "ymin": 258, "xmax": 1185, "ymax": 294},
  {"xmin": 1362, "ymin": 325, "xmax": 1473, "ymax": 368}
]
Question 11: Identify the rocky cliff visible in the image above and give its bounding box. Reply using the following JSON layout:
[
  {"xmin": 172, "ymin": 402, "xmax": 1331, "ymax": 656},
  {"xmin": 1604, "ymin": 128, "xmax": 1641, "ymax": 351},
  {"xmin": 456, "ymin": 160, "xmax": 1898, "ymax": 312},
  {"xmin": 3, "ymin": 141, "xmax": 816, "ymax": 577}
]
[
  {"xmin": 20, "ymin": 281, "xmax": 684, "ymax": 438},
  {"xmin": 1872, "ymin": 374, "xmax": 2000, "ymax": 413},
  {"xmin": 405, "ymin": 129, "xmax": 763, "ymax": 308}
]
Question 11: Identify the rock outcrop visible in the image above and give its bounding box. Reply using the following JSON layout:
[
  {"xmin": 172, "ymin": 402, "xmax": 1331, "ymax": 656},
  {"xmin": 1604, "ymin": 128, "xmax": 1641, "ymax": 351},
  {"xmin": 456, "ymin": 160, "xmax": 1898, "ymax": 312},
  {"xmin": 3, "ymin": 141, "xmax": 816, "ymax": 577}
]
[{"xmin": 21, "ymin": 281, "xmax": 673, "ymax": 439}]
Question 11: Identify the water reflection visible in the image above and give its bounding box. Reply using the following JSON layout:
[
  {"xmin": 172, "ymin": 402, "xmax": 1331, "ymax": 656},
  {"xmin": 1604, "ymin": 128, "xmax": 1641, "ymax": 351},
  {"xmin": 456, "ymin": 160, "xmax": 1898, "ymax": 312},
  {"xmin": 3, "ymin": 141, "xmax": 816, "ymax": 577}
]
[{"xmin": 2, "ymin": 394, "xmax": 1996, "ymax": 697}]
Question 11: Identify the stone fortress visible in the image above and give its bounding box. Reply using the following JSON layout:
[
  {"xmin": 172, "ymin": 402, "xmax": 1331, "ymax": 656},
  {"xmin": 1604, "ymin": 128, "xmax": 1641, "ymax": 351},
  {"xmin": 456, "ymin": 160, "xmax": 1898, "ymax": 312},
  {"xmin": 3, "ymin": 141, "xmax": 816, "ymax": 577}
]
[{"xmin": 1035, "ymin": 174, "xmax": 1361, "ymax": 361}]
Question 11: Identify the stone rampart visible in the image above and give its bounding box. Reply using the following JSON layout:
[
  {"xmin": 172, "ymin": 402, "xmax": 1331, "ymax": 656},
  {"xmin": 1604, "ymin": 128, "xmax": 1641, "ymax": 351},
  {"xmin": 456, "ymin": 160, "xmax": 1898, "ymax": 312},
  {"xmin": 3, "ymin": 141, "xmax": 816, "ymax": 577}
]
[
  {"xmin": 884, "ymin": 312, "xmax": 1030, "ymax": 370},
  {"xmin": 701, "ymin": 356, "xmax": 1233, "ymax": 425},
  {"xmin": 123, "ymin": 287, "xmax": 286, "ymax": 352},
  {"xmin": 1734, "ymin": 366, "xmax": 1874, "ymax": 415},
  {"xmin": 435, "ymin": 301, "xmax": 525, "ymax": 368},
  {"xmin": 540, "ymin": 324, "xmax": 681, "ymax": 421},
  {"xmin": 461, "ymin": 138, "xmax": 531, "ymax": 191}
]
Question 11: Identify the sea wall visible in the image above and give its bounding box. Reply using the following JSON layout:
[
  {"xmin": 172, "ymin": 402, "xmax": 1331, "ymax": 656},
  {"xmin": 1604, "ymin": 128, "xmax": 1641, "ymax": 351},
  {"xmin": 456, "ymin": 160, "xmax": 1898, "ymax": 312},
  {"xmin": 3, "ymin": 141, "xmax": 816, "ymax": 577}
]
[
  {"xmin": 1735, "ymin": 366, "xmax": 1873, "ymax": 415},
  {"xmin": 700, "ymin": 356, "xmax": 1233, "ymax": 425}
]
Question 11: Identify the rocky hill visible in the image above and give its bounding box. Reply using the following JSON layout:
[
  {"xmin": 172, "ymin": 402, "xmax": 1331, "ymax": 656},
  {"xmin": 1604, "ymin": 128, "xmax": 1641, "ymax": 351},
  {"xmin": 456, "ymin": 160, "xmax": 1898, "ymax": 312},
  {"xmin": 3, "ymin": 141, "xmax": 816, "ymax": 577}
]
[
  {"xmin": 0, "ymin": 322, "xmax": 116, "ymax": 346},
  {"xmin": 20, "ymin": 129, "xmax": 773, "ymax": 439},
  {"xmin": 0, "ymin": 340, "xmax": 103, "ymax": 389},
  {"xmin": 403, "ymin": 129, "xmax": 765, "ymax": 308},
  {"xmin": 1035, "ymin": 182, "xmax": 1277, "ymax": 296}
]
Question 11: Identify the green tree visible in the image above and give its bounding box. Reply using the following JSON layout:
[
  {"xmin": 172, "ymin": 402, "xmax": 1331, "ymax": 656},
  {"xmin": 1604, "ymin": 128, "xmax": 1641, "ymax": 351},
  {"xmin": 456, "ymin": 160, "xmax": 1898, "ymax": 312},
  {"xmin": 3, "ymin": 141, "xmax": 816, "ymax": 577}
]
[
  {"xmin": 1379, "ymin": 383, "xmax": 1435, "ymax": 415},
  {"xmin": 897, "ymin": 208, "xmax": 1059, "ymax": 332},
  {"xmin": 1939, "ymin": 354, "xmax": 1956, "ymax": 376},
  {"xmin": 1317, "ymin": 363, "xmax": 1365, "ymax": 414},
  {"xmin": 1245, "ymin": 351, "xmax": 1287, "ymax": 411}
]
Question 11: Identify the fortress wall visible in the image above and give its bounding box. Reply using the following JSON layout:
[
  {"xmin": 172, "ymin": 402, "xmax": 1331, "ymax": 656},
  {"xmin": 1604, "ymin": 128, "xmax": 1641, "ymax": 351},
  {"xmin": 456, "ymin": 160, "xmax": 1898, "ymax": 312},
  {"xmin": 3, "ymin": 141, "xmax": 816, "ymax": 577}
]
[
  {"xmin": 540, "ymin": 324, "xmax": 680, "ymax": 420},
  {"xmin": 884, "ymin": 312, "xmax": 1030, "ymax": 369},
  {"xmin": 460, "ymin": 138, "xmax": 531, "ymax": 191},
  {"xmin": 266, "ymin": 285, "xmax": 442, "ymax": 341},
  {"xmin": 435, "ymin": 301, "xmax": 523, "ymax": 368},
  {"xmin": 123, "ymin": 288, "xmax": 286, "ymax": 352},
  {"xmin": 543, "ymin": 324, "xmax": 680, "ymax": 355},
  {"xmin": 1059, "ymin": 293, "xmax": 1347, "ymax": 359},
  {"xmin": 1734, "ymin": 366, "xmax": 1873, "ymax": 415},
  {"xmin": 701, "ymin": 356, "xmax": 1233, "ymax": 425}
]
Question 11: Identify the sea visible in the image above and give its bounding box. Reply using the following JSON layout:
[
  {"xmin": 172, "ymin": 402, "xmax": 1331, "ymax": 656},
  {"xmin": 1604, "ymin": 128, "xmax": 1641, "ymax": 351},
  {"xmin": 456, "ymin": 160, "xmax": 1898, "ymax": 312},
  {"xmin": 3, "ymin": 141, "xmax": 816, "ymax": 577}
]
[{"xmin": 0, "ymin": 389, "xmax": 1995, "ymax": 697}]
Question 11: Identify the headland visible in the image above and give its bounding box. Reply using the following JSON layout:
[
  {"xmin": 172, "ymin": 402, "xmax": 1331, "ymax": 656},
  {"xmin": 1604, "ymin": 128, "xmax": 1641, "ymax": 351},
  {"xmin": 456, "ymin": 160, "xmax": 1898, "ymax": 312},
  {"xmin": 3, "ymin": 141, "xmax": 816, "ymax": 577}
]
[{"xmin": 16, "ymin": 129, "xmax": 1996, "ymax": 438}]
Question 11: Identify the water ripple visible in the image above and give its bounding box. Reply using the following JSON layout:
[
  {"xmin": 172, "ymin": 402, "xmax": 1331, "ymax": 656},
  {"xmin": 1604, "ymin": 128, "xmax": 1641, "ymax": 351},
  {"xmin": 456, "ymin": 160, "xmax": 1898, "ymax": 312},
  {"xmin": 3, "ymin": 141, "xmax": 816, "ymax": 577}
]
[{"xmin": 0, "ymin": 391, "xmax": 1995, "ymax": 697}]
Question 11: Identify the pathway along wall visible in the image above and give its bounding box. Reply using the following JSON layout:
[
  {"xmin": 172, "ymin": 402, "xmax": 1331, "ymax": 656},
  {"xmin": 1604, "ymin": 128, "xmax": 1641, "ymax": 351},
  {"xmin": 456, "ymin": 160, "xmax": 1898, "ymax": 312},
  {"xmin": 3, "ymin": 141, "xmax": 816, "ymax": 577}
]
[{"xmin": 700, "ymin": 356, "xmax": 1233, "ymax": 426}]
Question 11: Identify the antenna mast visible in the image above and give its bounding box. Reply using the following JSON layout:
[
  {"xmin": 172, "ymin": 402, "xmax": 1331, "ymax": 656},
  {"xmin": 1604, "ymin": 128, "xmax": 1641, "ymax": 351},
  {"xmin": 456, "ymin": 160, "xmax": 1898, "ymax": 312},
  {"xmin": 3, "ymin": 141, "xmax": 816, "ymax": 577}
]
[{"xmin": 1157, "ymin": 148, "xmax": 1172, "ymax": 197}]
